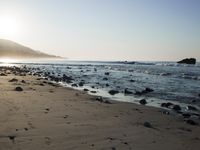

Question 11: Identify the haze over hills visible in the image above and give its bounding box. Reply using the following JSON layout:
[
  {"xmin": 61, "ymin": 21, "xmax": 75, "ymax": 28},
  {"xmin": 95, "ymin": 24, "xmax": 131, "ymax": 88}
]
[{"xmin": 0, "ymin": 39, "xmax": 60, "ymax": 59}]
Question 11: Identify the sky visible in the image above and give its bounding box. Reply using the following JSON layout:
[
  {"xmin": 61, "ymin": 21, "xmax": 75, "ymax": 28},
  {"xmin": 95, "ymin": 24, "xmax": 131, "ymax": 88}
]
[{"xmin": 0, "ymin": 0, "xmax": 199, "ymax": 61}]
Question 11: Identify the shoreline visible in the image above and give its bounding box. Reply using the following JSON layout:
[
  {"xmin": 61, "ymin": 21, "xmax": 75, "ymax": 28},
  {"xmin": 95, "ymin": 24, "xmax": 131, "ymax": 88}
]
[{"xmin": 0, "ymin": 66, "xmax": 200, "ymax": 150}]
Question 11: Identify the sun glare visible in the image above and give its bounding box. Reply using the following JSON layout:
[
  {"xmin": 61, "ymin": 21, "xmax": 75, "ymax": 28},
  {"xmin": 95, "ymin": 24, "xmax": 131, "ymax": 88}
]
[
  {"xmin": 0, "ymin": 14, "xmax": 21, "ymax": 38},
  {"xmin": 0, "ymin": 58, "xmax": 17, "ymax": 63}
]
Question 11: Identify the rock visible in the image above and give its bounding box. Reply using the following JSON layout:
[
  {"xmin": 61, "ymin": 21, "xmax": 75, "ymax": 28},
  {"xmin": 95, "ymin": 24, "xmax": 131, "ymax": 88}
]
[
  {"xmin": 108, "ymin": 90, "xmax": 119, "ymax": 95},
  {"xmin": 145, "ymin": 87, "xmax": 154, "ymax": 92},
  {"xmin": 187, "ymin": 106, "xmax": 198, "ymax": 111},
  {"xmin": 124, "ymin": 88, "xmax": 133, "ymax": 95},
  {"xmin": 83, "ymin": 88, "xmax": 89, "ymax": 92},
  {"xmin": 143, "ymin": 122, "xmax": 152, "ymax": 128},
  {"xmin": 21, "ymin": 80, "xmax": 26, "ymax": 83},
  {"xmin": 0, "ymin": 73, "xmax": 7, "ymax": 76},
  {"xmin": 105, "ymin": 83, "xmax": 109, "ymax": 87},
  {"xmin": 172, "ymin": 105, "xmax": 181, "ymax": 111},
  {"xmin": 177, "ymin": 58, "xmax": 196, "ymax": 65},
  {"xmin": 15, "ymin": 86, "xmax": 23, "ymax": 91},
  {"xmin": 186, "ymin": 119, "xmax": 198, "ymax": 125},
  {"xmin": 139, "ymin": 99, "xmax": 147, "ymax": 105},
  {"xmin": 78, "ymin": 82, "xmax": 84, "ymax": 86},
  {"xmin": 9, "ymin": 78, "xmax": 18, "ymax": 82},
  {"xmin": 71, "ymin": 84, "xmax": 78, "ymax": 87},
  {"xmin": 161, "ymin": 102, "xmax": 173, "ymax": 108},
  {"xmin": 182, "ymin": 113, "xmax": 191, "ymax": 118},
  {"xmin": 104, "ymin": 100, "xmax": 112, "ymax": 104},
  {"xmin": 103, "ymin": 77, "xmax": 108, "ymax": 81},
  {"xmin": 135, "ymin": 91, "xmax": 142, "ymax": 96},
  {"xmin": 198, "ymin": 94, "xmax": 200, "ymax": 97},
  {"xmin": 90, "ymin": 91, "xmax": 97, "ymax": 93},
  {"xmin": 96, "ymin": 97, "xmax": 103, "ymax": 102},
  {"xmin": 129, "ymin": 79, "xmax": 135, "ymax": 82},
  {"xmin": 105, "ymin": 72, "xmax": 110, "ymax": 75}
]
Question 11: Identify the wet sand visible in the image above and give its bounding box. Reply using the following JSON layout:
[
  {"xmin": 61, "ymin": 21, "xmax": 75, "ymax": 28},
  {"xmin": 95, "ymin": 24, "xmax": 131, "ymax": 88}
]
[{"xmin": 0, "ymin": 67, "xmax": 200, "ymax": 150}]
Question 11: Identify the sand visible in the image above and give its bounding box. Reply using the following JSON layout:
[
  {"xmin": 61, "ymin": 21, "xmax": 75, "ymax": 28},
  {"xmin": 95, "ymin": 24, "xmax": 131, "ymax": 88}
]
[{"xmin": 0, "ymin": 68, "xmax": 200, "ymax": 150}]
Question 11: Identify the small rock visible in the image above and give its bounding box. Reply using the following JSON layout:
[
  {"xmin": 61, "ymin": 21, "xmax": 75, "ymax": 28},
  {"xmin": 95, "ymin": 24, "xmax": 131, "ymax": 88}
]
[
  {"xmin": 187, "ymin": 106, "xmax": 198, "ymax": 111},
  {"xmin": 172, "ymin": 105, "xmax": 181, "ymax": 111},
  {"xmin": 15, "ymin": 87, "xmax": 23, "ymax": 92},
  {"xmin": 143, "ymin": 122, "xmax": 152, "ymax": 128},
  {"xmin": 161, "ymin": 102, "xmax": 173, "ymax": 108},
  {"xmin": 83, "ymin": 88, "xmax": 89, "ymax": 92},
  {"xmin": 103, "ymin": 77, "xmax": 108, "ymax": 81},
  {"xmin": 139, "ymin": 99, "xmax": 147, "ymax": 105},
  {"xmin": 71, "ymin": 84, "xmax": 78, "ymax": 87},
  {"xmin": 105, "ymin": 72, "xmax": 110, "ymax": 75},
  {"xmin": 182, "ymin": 113, "xmax": 191, "ymax": 118},
  {"xmin": 96, "ymin": 97, "xmax": 103, "ymax": 102},
  {"xmin": 145, "ymin": 87, "xmax": 154, "ymax": 92},
  {"xmin": 21, "ymin": 80, "xmax": 26, "ymax": 83},
  {"xmin": 124, "ymin": 88, "xmax": 133, "ymax": 95},
  {"xmin": 9, "ymin": 78, "xmax": 18, "ymax": 82},
  {"xmin": 186, "ymin": 119, "xmax": 198, "ymax": 126},
  {"xmin": 108, "ymin": 90, "xmax": 119, "ymax": 95},
  {"xmin": 129, "ymin": 79, "xmax": 135, "ymax": 82},
  {"xmin": 78, "ymin": 82, "xmax": 84, "ymax": 86},
  {"xmin": 90, "ymin": 91, "xmax": 97, "ymax": 93}
]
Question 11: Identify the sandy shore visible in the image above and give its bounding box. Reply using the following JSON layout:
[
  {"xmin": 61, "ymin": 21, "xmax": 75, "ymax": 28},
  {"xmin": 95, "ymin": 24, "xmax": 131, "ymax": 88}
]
[{"xmin": 0, "ymin": 67, "xmax": 200, "ymax": 150}]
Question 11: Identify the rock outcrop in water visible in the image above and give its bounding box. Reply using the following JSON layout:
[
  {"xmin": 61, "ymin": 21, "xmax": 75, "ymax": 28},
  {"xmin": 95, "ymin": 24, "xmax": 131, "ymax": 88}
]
[{"xmin": 177, "ymin": 58, "xmax": 196, "ymax": 65}]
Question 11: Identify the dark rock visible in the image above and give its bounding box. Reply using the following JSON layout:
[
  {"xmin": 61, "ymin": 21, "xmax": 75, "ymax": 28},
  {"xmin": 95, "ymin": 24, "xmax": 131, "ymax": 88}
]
[
  {"xmin": 124, "ymin": 88, "xmax": 133, "ymax": 95},
  {"xmin": 90, "ymin": 91, "xmax": 97, "ymax": 93},
  {"xmin": 78, "ymin": 82, "xmax": 84, "ymax": 86},
  {"xmin": 96, "ymin": 97, "xmax": 103, "ymax": 102},
  {"xmin": 105, "ymin": 83, "xmax": 110, "ymax": 87},
  {"xmin": 143, "ymin": 122, "xmax": 152, "ymax": 128},
  {"xmin": 161, "ymin": 102, "xmax": 173, "ymax": 108},
  {"xmin": 105, "ymin": 72, "xmax": 110, "ymax": 75},
  {"xmin": 129, "ymin": 79, "xmax": 135, "ymax": 82},
  {"xmin": 177, "ymin": 58, "xmax": 196, "ymax": 65},
  {"xmin": 186, "ymin": 119, "xmax": 198, "ymax": 125},
  {"xmin": 139, "ymin": 99, "xmax": 147, "ymax": 105},
  {"xmin": 145, "ymin": 87, "xmax": 154, "ymax": 92},
  {"xmin": 198, "ymin": 94, "xmax": 200, "ymax": 97},
  {"xmin": 9, "ymin": 78, "xmax": 18, "ymax": 82},
  {"xmin": 0, "ymin": 73, "xmax": 7, "ymax": 76},
  {"xmin": 103, "ymin": 77, "xmax": 108, "ymax": 81},
  {"xmin": 135, "ymin": 91, "xmax": 142, "ymax": 96},
  {"xmin": 71, "ymin": 84, "xmax": 78, "ymax": 87},
  {"xmin": 172, "ymin": 105, "xmax": 181, "ymax": 111},
  {"xmin": 21, "ymin": 80, "xmax": 26, "ymax": 83},
  {"xmin": 15, "ymin": 86, "xmax": 23, "ymax": 91},
  {"xmin": 83, "ymin": 88, "xmax": 89, "ymax": 92},
  {"xmin": 187, "ymin": 106, "xmax": 198, "ymax": 111},
  {"xmin": 108, "ymin": 90, "xmax": 119, "ymax": 95},
  {"xmin": 182, "ymin": 113, "xmax": 191, "ymax": 118}
]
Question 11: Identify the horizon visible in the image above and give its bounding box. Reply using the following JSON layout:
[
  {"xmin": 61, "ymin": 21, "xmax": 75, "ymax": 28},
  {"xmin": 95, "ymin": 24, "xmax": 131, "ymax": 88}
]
[{"xmin": 0, "ymin": 0, "xmax": 200, "ymax": 61}]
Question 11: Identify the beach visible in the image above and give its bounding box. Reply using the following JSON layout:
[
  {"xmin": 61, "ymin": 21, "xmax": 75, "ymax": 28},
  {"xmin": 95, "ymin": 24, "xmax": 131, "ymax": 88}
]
[{"xmin": 0, "ymin": 66, "xmax": 200, "ymax": 150}]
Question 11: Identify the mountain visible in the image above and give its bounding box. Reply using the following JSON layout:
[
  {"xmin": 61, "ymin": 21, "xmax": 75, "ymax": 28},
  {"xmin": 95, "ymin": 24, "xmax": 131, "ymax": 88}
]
[{"xmin": 0, "ymin": 39, "xmax": 60, "ymax": 59}]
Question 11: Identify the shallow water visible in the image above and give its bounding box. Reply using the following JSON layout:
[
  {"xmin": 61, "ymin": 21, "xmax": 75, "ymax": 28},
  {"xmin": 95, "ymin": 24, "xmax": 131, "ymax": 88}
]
[{"xmin": 5, "ymin": 60, "xmax": 200, "ymax": 109}]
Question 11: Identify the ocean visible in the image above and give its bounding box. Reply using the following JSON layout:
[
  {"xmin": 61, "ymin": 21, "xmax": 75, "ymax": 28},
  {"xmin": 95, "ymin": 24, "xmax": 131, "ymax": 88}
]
[{"xmin": 3, "ymin": 60, "xmax": 200, "ymax": 109}]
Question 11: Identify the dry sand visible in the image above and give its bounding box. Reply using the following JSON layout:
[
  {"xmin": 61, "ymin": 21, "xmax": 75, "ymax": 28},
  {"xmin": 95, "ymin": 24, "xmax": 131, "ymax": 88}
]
[{"xmin": 0, "ymin": 70, "xmax": 200, "ymax": 150}]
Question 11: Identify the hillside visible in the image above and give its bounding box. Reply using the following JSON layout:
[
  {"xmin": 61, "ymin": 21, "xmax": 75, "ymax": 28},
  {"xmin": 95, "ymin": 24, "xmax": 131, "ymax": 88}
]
[{"xmin": 0, "ymin": 39, "xmax": 59, "ymax": 59}]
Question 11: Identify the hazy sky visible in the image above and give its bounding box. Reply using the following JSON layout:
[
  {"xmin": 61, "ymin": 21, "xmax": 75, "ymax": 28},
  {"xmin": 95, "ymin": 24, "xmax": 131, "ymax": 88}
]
[{"xmin": 0, "ymin": 0, "xmax": 199, "ymax": 61}]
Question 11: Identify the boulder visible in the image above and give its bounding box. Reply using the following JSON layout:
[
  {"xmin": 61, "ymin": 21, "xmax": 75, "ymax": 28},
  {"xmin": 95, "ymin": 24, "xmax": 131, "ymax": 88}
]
[
  {"xmin": 108, "ymin": 90, "xmax": 119, "ymax": 95},
  {"xmin": 161, "ymin": 102, "xmax": 173, "ymax": 108},
  {"xmin": 83, "ymin": 88, "xmax": 89, "ymax": 92},
  {"xmin": 177, "ymin": 58, "xmax": 196, "ymax": 64},
  {"xmin": 139, "ymin": 99, "xmax": 147, "ymax": 105}
]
